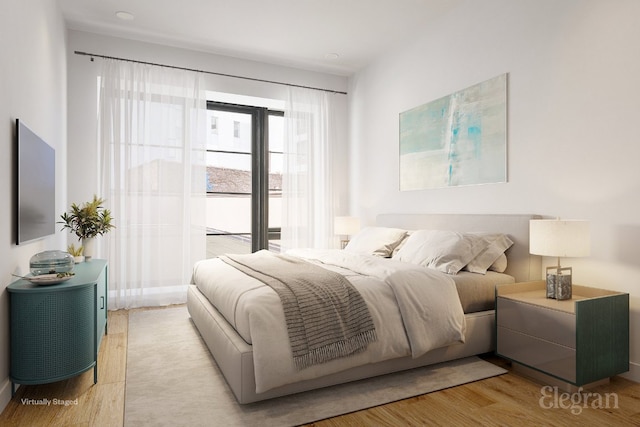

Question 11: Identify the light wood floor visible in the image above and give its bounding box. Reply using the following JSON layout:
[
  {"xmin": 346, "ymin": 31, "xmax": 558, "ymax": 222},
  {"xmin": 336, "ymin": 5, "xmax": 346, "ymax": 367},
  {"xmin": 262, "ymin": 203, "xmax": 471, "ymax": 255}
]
[
  {"xmin": 0, "ymin": 309, "xmax": 128, "ymax": 427},
  {"xmin": 2, "ymin": 309, "xmax": 640, "ymax": 426}
]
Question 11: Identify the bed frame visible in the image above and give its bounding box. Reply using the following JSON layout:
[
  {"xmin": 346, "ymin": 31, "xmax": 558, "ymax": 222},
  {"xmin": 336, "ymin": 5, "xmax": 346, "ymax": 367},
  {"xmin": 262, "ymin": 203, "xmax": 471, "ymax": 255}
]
[{"xmin": 187, "ymin": 213, "xmax": 541, "ymax": 404}]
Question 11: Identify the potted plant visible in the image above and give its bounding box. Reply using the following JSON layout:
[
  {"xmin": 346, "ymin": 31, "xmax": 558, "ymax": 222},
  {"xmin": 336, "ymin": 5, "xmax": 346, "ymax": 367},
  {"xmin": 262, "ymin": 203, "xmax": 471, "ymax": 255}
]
[
  {"xmin": 67, "ymin": 243, "xmax": 84, "ymax": 263},
  {"xmin": 59, "ymin": 195, "xmax": 115, "ymax": 260}
]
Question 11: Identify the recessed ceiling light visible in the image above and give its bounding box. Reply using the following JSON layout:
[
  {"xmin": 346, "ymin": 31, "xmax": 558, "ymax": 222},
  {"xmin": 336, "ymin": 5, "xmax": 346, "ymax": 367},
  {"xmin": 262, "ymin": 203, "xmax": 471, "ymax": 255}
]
[
  {"xmin": 115, "ymin": 11, "xmax": 135, "ymax": 21},
  {"xmin": 324, "ymin": 53, "xmax": 340, "ymax": 60}
]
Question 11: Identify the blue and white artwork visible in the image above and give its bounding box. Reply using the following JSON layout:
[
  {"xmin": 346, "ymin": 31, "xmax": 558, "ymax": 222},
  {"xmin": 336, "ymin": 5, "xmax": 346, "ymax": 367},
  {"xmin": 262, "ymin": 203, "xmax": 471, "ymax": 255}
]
[{"xmin": 399, "ymin": 74, "xmax": 507, "ymax": 191}]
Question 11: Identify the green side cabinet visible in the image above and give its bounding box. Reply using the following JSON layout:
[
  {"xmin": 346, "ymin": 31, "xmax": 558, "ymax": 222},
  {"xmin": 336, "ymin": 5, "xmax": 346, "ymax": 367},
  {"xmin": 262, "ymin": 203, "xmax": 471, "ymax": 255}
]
[{"xmin": 8, "ymin": 259, "xmax": 108, "ymax": 395}]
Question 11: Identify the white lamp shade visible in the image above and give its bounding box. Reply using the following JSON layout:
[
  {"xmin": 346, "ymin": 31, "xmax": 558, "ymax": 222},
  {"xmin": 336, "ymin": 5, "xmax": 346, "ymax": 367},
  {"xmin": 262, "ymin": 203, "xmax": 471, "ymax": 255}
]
[
  {"xmin": 334, "ymin": 216, "xmax": 360, "ymax": 236},
  {"xmin": 529, "ymin": 219, "xmax": 590, "ymax": 257}
]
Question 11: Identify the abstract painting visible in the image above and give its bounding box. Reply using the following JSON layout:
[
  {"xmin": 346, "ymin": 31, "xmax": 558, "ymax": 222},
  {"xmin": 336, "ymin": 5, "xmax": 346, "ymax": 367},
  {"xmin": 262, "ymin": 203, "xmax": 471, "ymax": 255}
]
[{"xmin": 399, "ymin": 74, "xmax": 507, "ymax": 191}]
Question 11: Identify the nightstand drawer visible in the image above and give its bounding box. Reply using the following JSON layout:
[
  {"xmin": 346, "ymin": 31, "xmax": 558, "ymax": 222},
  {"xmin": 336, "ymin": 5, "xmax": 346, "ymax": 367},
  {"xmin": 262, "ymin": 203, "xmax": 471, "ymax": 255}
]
[
  {"xmin": 497, "ymin": 327, "xmax": 576, "ymax": 382},
  {"xmin": 497, "ymin": 297, "xmax": 575, "ymax": 348}
]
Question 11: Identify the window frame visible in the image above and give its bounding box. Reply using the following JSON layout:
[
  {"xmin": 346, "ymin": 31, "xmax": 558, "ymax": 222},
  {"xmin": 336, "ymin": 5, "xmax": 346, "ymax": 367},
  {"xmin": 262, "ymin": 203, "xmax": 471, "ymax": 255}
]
[{"xmin": 206, "ymin": 100, "xmax": 283, "ymax": 252}]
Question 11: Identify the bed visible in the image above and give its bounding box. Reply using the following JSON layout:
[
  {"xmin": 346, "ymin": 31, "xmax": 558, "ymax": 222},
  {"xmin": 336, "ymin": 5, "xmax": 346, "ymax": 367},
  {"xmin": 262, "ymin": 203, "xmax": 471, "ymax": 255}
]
[{"xmin": 187, "ymin": 213, "xmax": 541, "ymax": 404}]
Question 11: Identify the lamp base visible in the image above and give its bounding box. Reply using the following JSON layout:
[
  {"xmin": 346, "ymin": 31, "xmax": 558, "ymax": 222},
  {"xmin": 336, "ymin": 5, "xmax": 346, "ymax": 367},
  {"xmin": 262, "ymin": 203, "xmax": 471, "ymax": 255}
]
[{"xmin": 546, "ymin": 266, "xmax": 572, "ymax": 300}]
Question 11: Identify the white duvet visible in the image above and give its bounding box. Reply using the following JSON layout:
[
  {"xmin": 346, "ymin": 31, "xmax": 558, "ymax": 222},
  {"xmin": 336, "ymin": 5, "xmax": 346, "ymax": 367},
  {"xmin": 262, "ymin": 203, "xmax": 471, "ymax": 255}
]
[{"xmin": 191, "ymin": 249, "xmax": 466, "ymax": 393}]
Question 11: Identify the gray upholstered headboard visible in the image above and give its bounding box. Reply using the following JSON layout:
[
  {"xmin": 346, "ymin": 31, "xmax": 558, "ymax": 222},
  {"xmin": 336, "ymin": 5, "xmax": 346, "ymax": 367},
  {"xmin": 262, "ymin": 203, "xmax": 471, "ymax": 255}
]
[{"xmin": 376, "ymin": 213, "xmax": 542, "ymax": 282}]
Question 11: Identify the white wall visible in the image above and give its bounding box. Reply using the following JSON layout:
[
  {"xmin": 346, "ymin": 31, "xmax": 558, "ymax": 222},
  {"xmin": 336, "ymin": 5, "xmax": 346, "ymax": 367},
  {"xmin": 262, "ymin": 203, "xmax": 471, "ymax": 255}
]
[
  {"xmin": 0, "ymin": 0, "xmax": 68, "ymax": 411},
  {"xmin": 349, "ymin": 0, "xmax": 640, "ymax": 382}
]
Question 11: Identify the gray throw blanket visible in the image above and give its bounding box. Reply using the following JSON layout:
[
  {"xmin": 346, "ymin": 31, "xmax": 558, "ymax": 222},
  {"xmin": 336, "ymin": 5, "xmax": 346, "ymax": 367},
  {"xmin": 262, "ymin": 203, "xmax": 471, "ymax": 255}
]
[{"xmin": 221, "ymin": 251, "xmax": 377, "ymax": 370}]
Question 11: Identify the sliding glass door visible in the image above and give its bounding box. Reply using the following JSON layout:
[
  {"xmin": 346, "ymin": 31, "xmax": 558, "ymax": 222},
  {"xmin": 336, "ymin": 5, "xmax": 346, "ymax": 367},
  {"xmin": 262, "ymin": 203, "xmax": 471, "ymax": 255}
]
[{"xmin": 205, "ymin": 101, "xmax": 283, "ymax": 257}]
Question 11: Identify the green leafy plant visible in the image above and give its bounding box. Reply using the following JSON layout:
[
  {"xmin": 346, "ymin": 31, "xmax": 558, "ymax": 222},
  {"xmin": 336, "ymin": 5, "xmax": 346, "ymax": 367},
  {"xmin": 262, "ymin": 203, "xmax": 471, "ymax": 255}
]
[
  {"xmin": 59, "ymin": 195, "xmax": 115, "ymax": 240},
  {"xmin": 67, "ymin": 243, "xmax": 84, "ymax": 257}
]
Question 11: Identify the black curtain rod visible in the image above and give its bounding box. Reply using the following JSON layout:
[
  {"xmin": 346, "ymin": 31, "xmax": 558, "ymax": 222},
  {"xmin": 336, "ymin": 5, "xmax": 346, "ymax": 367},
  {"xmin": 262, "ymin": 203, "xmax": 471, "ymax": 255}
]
[{"xmin": 74, "ymin": 51, "xmax": 347, "ymax": 95}]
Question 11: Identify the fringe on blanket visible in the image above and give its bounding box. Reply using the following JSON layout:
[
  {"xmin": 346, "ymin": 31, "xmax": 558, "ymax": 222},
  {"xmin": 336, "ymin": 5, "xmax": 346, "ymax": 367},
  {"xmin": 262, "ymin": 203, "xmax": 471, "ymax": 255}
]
[{"xmin": 294, "ymin": 329, "xmax": 378, "ymax": 370}]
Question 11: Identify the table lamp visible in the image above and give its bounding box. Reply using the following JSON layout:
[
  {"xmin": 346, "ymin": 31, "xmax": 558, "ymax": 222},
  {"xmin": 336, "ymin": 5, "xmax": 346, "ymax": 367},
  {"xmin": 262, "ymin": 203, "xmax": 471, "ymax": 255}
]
[
  {"xmin": 529, "ymin": 219, "xmax": 590, "ymax": 300},
  {"xmin": 334, "ymin": 216, "xmax": 360, "ymax": 249}
]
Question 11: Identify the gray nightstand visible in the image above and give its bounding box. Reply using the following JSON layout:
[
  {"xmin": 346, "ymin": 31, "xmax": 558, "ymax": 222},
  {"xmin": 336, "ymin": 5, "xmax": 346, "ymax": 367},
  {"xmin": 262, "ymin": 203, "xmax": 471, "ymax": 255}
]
[{"xmin": 496, "ymin": 281, "xmax": 629, "ymax": 391}]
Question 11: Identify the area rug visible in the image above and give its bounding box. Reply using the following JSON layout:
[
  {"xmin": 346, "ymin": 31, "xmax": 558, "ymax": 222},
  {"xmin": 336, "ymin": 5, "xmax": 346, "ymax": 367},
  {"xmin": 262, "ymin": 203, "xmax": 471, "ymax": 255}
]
[{"xmin": 124, "ymin": 306, "xmax": 505, "ymax": 427}]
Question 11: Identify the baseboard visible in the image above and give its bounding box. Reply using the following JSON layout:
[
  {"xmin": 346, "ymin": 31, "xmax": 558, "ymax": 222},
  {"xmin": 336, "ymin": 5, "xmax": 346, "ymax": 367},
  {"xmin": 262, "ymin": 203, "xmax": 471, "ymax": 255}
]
[
  {"xmin": 620, "ymin": 361, "xmax": 640, "ymax": 383},
  {"xmin": 0, "ymin": 377, "xmax": 13, "ymax": 415}
]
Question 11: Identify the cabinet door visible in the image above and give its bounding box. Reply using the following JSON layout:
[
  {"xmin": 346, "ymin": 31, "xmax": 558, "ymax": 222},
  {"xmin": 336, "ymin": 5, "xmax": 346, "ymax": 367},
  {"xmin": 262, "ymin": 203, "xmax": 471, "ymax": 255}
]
[
  {"xmin": 96, "ymin": 266, "xmax": 107, "ymax": 346},
  {"xmin": 11, "ymin": 286, "xmax": 95, "ymax": 383}
]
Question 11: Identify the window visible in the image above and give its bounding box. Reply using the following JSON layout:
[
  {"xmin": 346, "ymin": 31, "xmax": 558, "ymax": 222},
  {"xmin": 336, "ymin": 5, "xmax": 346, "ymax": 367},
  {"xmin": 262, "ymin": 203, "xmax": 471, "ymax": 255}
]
[{"xmin": 206, "ymin": 101, "xmax": 283, "ymax": 257}]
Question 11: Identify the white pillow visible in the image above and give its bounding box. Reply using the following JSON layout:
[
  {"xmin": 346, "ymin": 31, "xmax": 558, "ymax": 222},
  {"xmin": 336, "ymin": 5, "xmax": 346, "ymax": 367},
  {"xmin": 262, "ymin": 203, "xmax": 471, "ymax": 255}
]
[
  {"xmin": 344, "ymin": 227, "xmax": 407, "ymax": 257},
  {"xmin": 489, "ymin": 253, "xmax": 508, "ymax": 273},
  {"xmin": 464, "ymin": 234, "xmax": 514, "ymax": 274},
  {"xmin": 393, "ymin": 230, "xmax": 489, "ymax": 274},
  {"xmin": 391, "ymin": 230, "xmax": 412, "ymax": 257}
]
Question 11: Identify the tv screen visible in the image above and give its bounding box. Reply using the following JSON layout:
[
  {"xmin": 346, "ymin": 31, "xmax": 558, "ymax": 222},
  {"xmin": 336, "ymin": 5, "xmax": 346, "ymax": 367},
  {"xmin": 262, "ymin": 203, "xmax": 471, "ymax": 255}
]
[{"xmin": 16, "ymin": 119, "xmax": 56, "ymax": 244}]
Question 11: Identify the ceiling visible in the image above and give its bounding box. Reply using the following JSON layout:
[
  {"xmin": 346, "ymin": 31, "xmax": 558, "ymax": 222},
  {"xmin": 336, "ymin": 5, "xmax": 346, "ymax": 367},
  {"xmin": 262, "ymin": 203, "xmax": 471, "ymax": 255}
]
[{"xmin": 59, "ymin": 0, "xmax": 460, "ymax": 76}]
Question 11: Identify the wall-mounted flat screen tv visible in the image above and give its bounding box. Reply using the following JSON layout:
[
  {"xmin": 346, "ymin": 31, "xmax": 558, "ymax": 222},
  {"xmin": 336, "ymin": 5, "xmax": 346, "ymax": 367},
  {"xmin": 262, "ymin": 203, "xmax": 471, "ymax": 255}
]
[{"xmin": 16, "ymin": 119, "xmax": 55, "ymax": 244}]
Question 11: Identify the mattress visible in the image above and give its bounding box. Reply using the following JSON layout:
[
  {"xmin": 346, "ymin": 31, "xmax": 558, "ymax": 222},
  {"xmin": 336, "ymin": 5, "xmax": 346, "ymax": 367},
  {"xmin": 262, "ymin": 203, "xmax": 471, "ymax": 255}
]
[
  {"xmin": 452, "ymin": 271, "xmax": 515, "ymax": 313},
  {"xmin": 193, "ymin": 257, "xmax": 512, "ymax": 344},
  {"xmin": 191, "ymin": 254, "xmax": 504, "ymax": 345}
]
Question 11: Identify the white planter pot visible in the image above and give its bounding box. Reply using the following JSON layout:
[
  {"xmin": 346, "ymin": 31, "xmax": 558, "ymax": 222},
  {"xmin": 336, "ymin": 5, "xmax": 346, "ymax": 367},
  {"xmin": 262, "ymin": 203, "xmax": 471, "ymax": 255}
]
[{"xmin": 82, "ymin": 238, "xmax": 95, "ymax": 260}]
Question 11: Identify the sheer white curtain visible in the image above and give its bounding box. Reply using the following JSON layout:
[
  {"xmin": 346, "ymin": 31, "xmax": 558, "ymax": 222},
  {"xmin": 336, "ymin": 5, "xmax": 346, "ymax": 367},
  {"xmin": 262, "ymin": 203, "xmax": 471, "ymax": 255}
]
[
  {"xmin": 281, "ymin": 87, "xmax": 337, "ymax": 250},
  {"xmin": 98, "ymin": 59, "xmax": 207, "ymax": 309}
]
